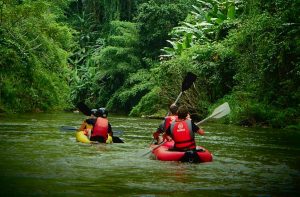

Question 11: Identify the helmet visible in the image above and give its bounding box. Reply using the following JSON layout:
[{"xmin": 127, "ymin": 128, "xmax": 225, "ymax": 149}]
[
  {"xmin": 96, "ymin": 108, "xmax": 108, "ymax": 118},
  {"xmin": 90, "ymin": 109, "xmax": 97, "ymax": 116}
]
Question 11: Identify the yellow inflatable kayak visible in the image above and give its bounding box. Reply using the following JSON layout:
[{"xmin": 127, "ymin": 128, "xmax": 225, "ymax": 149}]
[
  {"xmin": 75, "ymin": 131, "xmax": 124, "ymax": 144},
  {"xmin": 76, "ymin": 131, "xmax": 91, "ymax": 143}
]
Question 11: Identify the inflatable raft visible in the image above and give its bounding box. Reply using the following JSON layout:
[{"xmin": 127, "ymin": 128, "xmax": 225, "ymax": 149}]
[
  {"xmin": 76, "ymin": 131, "xmax": 92, "ymax": 143},
  {"xmin": 76, "ymin": 131, "xmax": 124, "ymax": 143},
  {"xmin": 151, "ymin": 141, "xmax": 212, "ymax": 163}
]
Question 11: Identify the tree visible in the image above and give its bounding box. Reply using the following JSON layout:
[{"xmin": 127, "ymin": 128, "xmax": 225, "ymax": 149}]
[
  {"xmin": 0, "ymin": 0, "xmax": 74, "ymax": 112},
  {"xmin": 161, "ymin": 0, "xmax": 241, "ymax": 58},
  {"xmin": 135, "ymin": 0, "xmax": 195, "ymax": 59},
  {"xmin": 79, "ymin": 21, "xmax": 142, "ymax": 112}
]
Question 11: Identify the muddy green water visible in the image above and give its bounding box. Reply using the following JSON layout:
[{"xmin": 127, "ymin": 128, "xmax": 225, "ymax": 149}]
[{"xmin": 0, "ymin": 112, "xmax": 299, "ymax": 196}]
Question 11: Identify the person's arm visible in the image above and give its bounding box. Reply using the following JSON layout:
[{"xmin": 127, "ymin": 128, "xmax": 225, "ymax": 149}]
[
  {"xmin": 197, "ymin": 128, "xmax": 205, "ymax": 135},
  {"xmin": 82, "ymin": 118, "xmax": 95, "ymax": 138},
  {"xmin": 158, "ymin": 118, "xmax": 167, "ymax": 133},
  {"xmin": 86, "ymin": 118, "xmax": 96, "ymax": 125},
  {"xmin": 162, "ymin": 126, "xmax": 172, "ymax": 142},
  {"xmin": 84, "ymin": 118, "xmax": 94, "ymax": 136},
  {"xmin": 108, "ymin": 123, "xmax": 113, "ymax": 136},
  {"xmin": 153, "ymin": 118, "xmax": 166, "ymax": 139},
  {"xmin": 78, "ymin": 121, "xmax": 87, "ymax": 131},
  {"xmin": 192, "ymin": 122, "xmax": 205, "ymax": 136},
  {"xmin": 153, "ymin": 124, "xmax": 164, "ymax": 139},
  {"xmin": 152, "ymin": 130, "xmax": 160, "ymax": 140},
  {"xmin": 165, "ymin": 126, "xmax": 171, "ymax": 136},
  {"xmin": 105, "ymin": 123, "xmax": 113, "ymax": 144}
]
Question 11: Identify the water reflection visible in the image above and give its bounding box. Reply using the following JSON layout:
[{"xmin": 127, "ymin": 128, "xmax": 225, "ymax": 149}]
[{"xmin": 0, "ymin": 112, "xmax": 299, "ymax": 196}]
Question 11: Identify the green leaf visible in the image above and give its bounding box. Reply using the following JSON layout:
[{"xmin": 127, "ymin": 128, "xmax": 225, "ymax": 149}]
[{"xmin": 227, "ymin": 5, "xmax": 235, "ymax": 20}]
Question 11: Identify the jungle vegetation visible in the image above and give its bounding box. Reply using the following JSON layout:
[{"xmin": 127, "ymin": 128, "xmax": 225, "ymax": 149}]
[{"xmin": 0, "ymin": 0, "xmax": 299, "ymax": 129}]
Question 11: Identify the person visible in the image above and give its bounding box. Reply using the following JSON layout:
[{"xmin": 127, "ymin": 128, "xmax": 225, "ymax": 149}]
[
  {"xmin": 78, "ymin": 108, "xmax": 113, "ymax": 143},
  {"xmin": 78, "ymin": 108, "xmax": 98, "ymax": 139},
  {"xmin": 152, "ymin": 103, "xmax": 178, "ymax": 144},
  {"xmin": 89, "ymin": 108, "xmax": 113, "ymax": 143},
  {"xmin": 164, "ymin": 105, "xmax": 205, "ymax": 151}
]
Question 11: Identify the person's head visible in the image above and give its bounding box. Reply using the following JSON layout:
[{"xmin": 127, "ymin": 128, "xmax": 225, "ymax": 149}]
[
  {"xmin": 177, "ymin": 105, "xmax": 189, "ymax": 119},
  {"xmin": 90, "ymin": 109, "xmax": 97, "ymax": 117},
  {"xmin": 169, "ymin": 104, "xmax": 178, "ymax": 115},
  {"xmin": 96, "ymin": 108, "xmax": 108, "ymax": 118}
]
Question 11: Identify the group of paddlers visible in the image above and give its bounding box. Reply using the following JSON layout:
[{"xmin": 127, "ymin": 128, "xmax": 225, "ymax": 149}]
[
  {"xmin": 79, "ymin": 104, "xmax": 205, "ymax": 151},
  {"xmin": 152, "ymin": 104, "xmax": 205, "ymax": 151},
  {"xmin": 78, "ymin": 108, "xmax": 113, "ymax": 144}
]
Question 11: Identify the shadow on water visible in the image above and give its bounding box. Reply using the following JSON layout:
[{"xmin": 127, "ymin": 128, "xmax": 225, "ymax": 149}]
[{"xmin": 0, "ymin": 112, "xmax": 299, "ymax": 196}]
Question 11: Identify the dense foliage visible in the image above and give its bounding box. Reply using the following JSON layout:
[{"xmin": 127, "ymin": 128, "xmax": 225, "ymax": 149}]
[
  {"xmin": 0, "ymin": 0, "xmax": 299, "ymax": 128},
  {"xmin": 0, "ymin": 0, "xmax": 73, "ymax": 112}
]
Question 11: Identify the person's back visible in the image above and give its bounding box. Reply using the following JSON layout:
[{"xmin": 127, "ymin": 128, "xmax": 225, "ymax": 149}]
[
  {"xmin": 166, "ymin": 105, "xmax": 205, "ymax": 151},
  {"xmin": 92, "ymin": 117, "xmax": 109, "ymax": 141},
  {"xmin": 90, "ymin": 108, "xmax": 113, "ymax": 143},
  {"xmin": 170, "ymin": 118, "xmax": 196, "ymax": 150},
  {"xmin": 153, "ymin": 104, "xmax": 178, "ymax": 143}
]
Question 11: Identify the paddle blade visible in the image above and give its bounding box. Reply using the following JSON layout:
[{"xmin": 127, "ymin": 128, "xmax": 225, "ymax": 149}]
[
  {"xmin": 77, "ymin": 102, "xmax": 92, "ymax": 116},
  {"xmin": 60, "ymin": 126, "xmax": 77, "ymax": 131},
  {"xmin": 196, "ymin": 102, "xmax": 231, "ymax": 125},
  {"xmin": 181, "ymin": 72, "xmax": 197, "ymax": 92},
  {"xmin": 112, "ymin": 136, "xmax": 124, "ymax": 143},
  {"xmin": 210, "ymin": 102, "xmax": 230, "ymax": 119},
  {"xmin": 113, "ymin": 130, "xmax": 124, "ymax": 136}
]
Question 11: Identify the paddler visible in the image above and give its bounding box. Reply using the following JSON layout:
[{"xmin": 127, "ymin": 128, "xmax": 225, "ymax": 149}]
[
  {"xmin": 90, "ymin": 108, "xmax": 113, "ymax": 143},
  {"xmin": 164, "ymin": 105, "xmax": 205, "ymax": 151},
  {"xmin": 79, "ymin": 108, "xmax": 113, "ymax": 143},
  {"xmin": 152, "ymin": 103, "xmax": 178, "ymax": 144},
  {"xmin": 78, "ymin": 108, "xmax": 97, "ymax": 139}
]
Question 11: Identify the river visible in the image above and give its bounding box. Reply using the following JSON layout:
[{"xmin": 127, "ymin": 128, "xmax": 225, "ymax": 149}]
[{"xmin": 0, "ymin": 112, "xmax": 299, "ymax": 196}]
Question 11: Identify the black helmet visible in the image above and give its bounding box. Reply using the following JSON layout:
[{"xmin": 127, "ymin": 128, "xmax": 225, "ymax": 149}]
[
  {"xmin": 96, "ymin": 108, "xmax": 108, "ymax": 118},
  {"xmin": 90, "ymin": 109, "xmax": 97, "ymax": 116}
]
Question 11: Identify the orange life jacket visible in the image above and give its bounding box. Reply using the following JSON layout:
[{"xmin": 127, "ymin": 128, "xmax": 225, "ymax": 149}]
[
  {"xmin": 92, "ymin": 117, "xmax": 108, "ymax": 140},
  {"xmin": 170, "ymin": 119, "xmax": 196, "ymax": 150},
  {"xmin": 83, "ymin": 123, "xmax": 93, "ymax": 136}
]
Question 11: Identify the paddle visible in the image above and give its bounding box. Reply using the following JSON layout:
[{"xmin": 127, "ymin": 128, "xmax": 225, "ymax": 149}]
[
  {"xmin": 168, "ymin": 72, "xmax": 197, "ymax": 115},
  {"xmin": 60, "ymin": 126, "xmax": 124, "ymax": 136},
  {"xmin": 60, "ymin": 126, "xmax": 80, "ymax": 131},
  {"xmin": 143, "ymin": 102, "xmax": 231, "ymax": 156},
  {"xmin": 77, "ymin": 71, "xmax": 197, "ymax": 143},
  {"xmin": 196, "ymin": 102, "xmax": 230, "ymax": 125},
  {"xmin": 76, "ymin": 102, "xmax": 92, "ymax": 116},
  {"xmin": 142, "ymin": 140, "xmax": 168, "ymax": 156},
  {"xmin": 112, "ymin": 136, "xmax": 124, "ymax": 143},
  {"xmin": 150, "ymin": 72, "xmax": 197, "ymax": 144}
]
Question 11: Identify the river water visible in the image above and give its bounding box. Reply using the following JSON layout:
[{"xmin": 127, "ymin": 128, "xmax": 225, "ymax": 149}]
[{"xmin": 0, "ymin": 112, "xmax": 299, "ymax": 196}]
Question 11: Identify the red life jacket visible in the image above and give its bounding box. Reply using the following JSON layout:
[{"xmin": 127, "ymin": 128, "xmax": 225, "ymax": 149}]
[
  {"xmin": 170, "ymin": 119, "xmax": 196, "ymax": 150},
  {"xmin": 92, "ymin": 117, "xmax": 108, "ymax": 140},
  {"xmin": 163, "ymin": 115, "xmax": 178, "ymax": 131}
]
